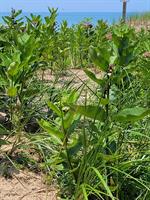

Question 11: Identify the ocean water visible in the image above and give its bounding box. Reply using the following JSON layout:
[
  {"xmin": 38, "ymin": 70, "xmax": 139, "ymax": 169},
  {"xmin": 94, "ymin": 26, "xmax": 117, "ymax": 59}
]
[{"xmin": 0, "ymin": 12, "xmax": 136, "ymax": 26}]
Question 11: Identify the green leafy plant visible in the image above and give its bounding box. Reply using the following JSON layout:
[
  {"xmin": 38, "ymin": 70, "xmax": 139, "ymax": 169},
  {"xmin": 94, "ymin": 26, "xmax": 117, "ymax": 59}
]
[
  {"xmin": 0, "ymin": 10, "xmax": 150, "ymax": 200},
  {"xmin": 38, "ymin": 23, "xmax": 150, "ymax": 199}
]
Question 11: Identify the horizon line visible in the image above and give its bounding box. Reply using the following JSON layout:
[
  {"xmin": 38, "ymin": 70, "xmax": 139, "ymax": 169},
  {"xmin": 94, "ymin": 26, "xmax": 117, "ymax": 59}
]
[{"xmin": 0, "ymin": 11, "xmax": 149, "ymax": 13}]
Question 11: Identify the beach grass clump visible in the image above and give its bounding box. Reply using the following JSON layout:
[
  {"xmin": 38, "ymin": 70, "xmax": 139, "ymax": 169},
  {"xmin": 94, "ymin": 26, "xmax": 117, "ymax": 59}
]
[
  {"xmin": 129, "ymin": 12, "xmax": 150, "ymax": 21},
  {"xmin": 128, "ymin": 12, "xmax": 150, "ymax": 29}
]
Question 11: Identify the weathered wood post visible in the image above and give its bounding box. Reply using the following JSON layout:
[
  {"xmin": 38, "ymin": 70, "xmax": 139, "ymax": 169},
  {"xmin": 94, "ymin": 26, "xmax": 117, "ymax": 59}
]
[{"xmin": 122, "ymin": 0, "xmax": 127, "ymax": 22}]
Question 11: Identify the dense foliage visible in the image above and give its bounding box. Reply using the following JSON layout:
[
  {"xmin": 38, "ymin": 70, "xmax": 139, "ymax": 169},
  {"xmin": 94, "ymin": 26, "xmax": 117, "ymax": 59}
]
[{"xmin": 0, "ymin": 9, "xmax": 150, "ymax": 200}]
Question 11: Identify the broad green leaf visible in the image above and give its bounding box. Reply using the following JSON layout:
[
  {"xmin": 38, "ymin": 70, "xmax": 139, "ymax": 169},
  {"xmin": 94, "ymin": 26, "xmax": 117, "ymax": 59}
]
[
  {"xmin": 67, "ymin": 89, "xmax": 79, "ymax": 104},
  {"xmin": 70, "ymin": 105, "xmax": 105, "ymax": 121},
  {"xmin": 0, "ymin": 54, "xmax": 12, "ymax": 66},
  {"xmin": 47, "ymin": 101, "xmax": 61, "ymax": 117},
  {"xmin": 114, "ymin": 107, "xmax": 150, "ymax": 122},
  {"xmin": 38, "ymin": 119, "xmax": 64, "ymax": 144},
  {"xmin": 62, "ymin": 90, "xmax": 79, "ymax": 105},
  {"xmin": 12, "ymin": 50, "xmax": 21, "ymax": 63},
  {"xmin": 89, "ymin": 46, "xmax": 109, "ymax": 72},
  {"xmin": 68, "ymin": 135, "xmax": 82, "ymax": 156},
  {"xmin": 63, "ymin": 111, "xmax": 76, "ymax": 130},
  {"xmin": 7, "ymin": 86, "xmax": 17, "ymax": 97},
  {"xmin": 45, "ymin": 158, "xmax": 64, "ymax": 171},
  {"xmin": 100, "ymin": 98, "xmax": 109, "ymax": 105},
  {"xmin": 7, "ymin": 62, "xmax": 19, "ymax": 77},
  {"xmin": 84, "ymin": 69, "xmax": 103, "ymax": 85},
  {"xmin": 65, "ymin": 116, "xmax": 81, "ymax": 136},
  {"xmin": 18, "ymin": 33, "xmax": 30, "ymax": 45},
  {"xmin": 109, "ymin": 44, "xmax": 118, "ymax": 65}
]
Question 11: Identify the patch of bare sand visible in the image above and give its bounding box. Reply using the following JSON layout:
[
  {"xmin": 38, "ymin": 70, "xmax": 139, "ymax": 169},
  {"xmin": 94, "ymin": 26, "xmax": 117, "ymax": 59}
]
[
  {"xmin": 37, "ymin": 68, "xmax": 103, "ymax": 87},
  {"xmin": 128, "ymin": 21, "xmax": 150, "ymax": 31},
  {"xmin": 0, "ymin": 170, "xmax": 57, "ymax": 200}
]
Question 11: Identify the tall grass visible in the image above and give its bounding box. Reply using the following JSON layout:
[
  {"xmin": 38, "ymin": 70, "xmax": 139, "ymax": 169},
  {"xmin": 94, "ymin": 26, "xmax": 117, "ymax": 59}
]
[
  {"xmin": 128, "ymin": 12, "xmax": 150, "ymax": 29},
  {"xmin": 129, "ymin": 12, "xmax": 150, "ymax": 22}
]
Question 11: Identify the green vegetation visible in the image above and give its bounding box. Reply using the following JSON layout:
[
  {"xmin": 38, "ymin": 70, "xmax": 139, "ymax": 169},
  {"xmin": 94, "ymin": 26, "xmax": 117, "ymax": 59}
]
[
  {"xmin": 0, "ymin": 9, "xmax": 150, "ymax": 200},
  {"xmin": 129, "ymin": 12, "xmax": 150, "ymax": 21},
  {"xmin": 128, "ymin": 12, "xmax": 150, "ymax": 27}
]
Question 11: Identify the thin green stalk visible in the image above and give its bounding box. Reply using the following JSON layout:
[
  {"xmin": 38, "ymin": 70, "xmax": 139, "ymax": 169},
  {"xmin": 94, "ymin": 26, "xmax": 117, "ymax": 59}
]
[{"xmin": 60, "ymin": 100, "xmax": 77, "ymax": 183}]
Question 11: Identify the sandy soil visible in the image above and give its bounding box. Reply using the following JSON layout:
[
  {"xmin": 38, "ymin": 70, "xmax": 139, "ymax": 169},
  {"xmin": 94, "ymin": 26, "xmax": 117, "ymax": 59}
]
[
  {"xmin": 38, "ymin": 68, "xmax": 92, "ymax": 81},
  {"xmin": 0, "ymin": 170, "xmax": 57, "ymax": 200},
  {"xmin": 129, "ymin": 21, "xmax": 150, "ymax": 31},
  {"xmin": 38, "ymin": 68, "xmax": 103, "ymax": 88}
]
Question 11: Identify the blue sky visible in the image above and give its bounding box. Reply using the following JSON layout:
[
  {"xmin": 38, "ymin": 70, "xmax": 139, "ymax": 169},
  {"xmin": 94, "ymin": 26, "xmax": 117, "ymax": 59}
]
[{"xmin": 0, "ymin": 0, "xmax": 149, "ymax": 12}]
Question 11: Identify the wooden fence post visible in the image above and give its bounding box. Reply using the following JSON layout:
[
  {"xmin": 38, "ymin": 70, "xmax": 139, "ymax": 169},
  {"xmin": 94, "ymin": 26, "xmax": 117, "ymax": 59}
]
[{"xmin": 122, "ymin": 0, "xmax": 127, "ymax": 22}]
